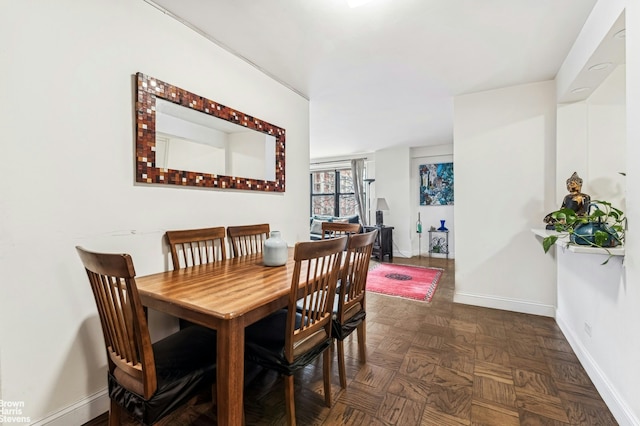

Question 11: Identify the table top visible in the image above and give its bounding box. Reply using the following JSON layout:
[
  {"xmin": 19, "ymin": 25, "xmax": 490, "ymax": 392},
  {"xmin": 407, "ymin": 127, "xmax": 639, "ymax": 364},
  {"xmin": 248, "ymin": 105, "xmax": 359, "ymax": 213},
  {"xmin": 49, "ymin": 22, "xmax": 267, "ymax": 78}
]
[{"xmin": 136, "ymin": 248, "xmax": 298, "ymax": 322}]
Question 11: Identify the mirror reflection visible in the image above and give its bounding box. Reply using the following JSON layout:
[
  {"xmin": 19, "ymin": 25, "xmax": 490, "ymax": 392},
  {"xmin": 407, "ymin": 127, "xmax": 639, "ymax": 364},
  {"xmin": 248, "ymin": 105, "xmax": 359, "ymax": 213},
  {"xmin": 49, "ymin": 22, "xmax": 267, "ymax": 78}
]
[
  {"xmin": 155, "ymin": 99, "xmax": 276, "ymax": 181},
  {"xmin": 135, "ymin": 72, "xmax": 286, "ymax": 192}
]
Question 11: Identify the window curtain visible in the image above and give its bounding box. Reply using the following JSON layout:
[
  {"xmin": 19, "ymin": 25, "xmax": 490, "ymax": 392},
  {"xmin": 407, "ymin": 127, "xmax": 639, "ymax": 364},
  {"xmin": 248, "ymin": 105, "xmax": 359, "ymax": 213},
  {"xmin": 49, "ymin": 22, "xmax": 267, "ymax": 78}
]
[{"xmin": 351, "ymin": 159, "xmax": 367, "ymax": 226}]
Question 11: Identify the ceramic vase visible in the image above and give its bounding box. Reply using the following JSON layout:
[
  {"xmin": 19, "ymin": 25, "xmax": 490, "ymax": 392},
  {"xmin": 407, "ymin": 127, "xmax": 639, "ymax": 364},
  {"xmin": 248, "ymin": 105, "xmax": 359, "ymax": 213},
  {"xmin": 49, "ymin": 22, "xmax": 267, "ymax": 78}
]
[
  {"xmin": 570, "ymin": 222, "xmax": 618, "ymax": 247},
  {"xmin": 437, "ymin": 220, "xmax": 448, "ymax": 232},
  {"xmin": 264, "ymin": 231, "xmax": 288, "ymax": 266}
]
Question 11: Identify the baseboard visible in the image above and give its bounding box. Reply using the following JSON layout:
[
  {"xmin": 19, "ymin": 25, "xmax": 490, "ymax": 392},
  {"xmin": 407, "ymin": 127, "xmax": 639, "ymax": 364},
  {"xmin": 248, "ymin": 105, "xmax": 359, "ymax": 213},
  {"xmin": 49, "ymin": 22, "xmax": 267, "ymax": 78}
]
[
  {"xmin": 556, "ymin": 314, "xmax": 640, "ymax": 426},
  {"xmin": 453, "ymin": 291, "xmax": 556, "ymax": 317},
  {"xmin": 31, "ymin": 388, "xmax": 108, "ymax": 426}
]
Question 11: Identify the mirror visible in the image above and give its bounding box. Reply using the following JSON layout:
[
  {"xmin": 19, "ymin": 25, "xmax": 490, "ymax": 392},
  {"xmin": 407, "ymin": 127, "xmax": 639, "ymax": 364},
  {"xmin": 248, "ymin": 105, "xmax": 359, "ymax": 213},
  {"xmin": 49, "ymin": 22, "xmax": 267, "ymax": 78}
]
[{"xmin": 135, "ymin": 72, "xmax": 285, "ymax": 192}]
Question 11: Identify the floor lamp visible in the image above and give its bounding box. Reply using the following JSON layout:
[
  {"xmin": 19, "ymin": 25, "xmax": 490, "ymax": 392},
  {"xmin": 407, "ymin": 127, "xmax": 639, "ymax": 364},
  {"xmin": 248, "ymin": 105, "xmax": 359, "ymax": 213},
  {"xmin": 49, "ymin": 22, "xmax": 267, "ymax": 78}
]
[{"xmin": 364, "ymin": 178, "xmax": 375, "ymax": 226}]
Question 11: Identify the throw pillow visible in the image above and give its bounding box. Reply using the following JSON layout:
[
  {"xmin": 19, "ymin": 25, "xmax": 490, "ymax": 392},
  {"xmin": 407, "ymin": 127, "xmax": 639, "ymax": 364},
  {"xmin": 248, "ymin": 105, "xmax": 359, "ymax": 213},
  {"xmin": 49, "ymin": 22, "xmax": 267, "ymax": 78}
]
[{"xmin": 310, "ymin": 219, "xmax": 325, "ymax": 235}]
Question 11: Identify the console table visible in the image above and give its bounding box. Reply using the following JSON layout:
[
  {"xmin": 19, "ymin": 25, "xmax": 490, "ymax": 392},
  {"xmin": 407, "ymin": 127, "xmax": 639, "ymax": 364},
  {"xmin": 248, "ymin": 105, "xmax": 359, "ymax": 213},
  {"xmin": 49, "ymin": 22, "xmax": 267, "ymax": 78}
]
[{"xmin": 364, "ymin": 225, "xmax": 394, "ymax": 261}]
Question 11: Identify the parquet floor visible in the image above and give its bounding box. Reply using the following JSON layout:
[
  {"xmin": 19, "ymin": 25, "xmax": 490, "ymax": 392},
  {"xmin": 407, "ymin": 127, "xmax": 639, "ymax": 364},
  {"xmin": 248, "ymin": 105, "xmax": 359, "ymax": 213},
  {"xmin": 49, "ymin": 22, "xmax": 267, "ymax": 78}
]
[{"xmin": 84, "ymin": 256, "xmax": 617, "ymax": 425}]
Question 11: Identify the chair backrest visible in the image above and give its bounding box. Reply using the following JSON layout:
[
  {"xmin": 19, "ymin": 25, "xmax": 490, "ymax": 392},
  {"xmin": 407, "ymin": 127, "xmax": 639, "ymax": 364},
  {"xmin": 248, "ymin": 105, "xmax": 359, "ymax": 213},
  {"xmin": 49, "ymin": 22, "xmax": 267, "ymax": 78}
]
[
  {"xmin": 337, "ymin": 229, "xmax": 378, "ymax": 321},
  {"xmin": 75, "ymin": 246, "xmax": 157, "ymax": 399},
  {"xmin": 321, "ymin": 222, "xmax": 362, "ymax": 240},
  {"xmin": 285, "ymin": 236, "xmax": 347, "ymax": 363},
  {"xmin": 226, "ymin": 223, "xmax": 270, "ymax": 257},
  {"xmin": 165, "ymin": 226, "xmax": 227, "ymax": 270}
]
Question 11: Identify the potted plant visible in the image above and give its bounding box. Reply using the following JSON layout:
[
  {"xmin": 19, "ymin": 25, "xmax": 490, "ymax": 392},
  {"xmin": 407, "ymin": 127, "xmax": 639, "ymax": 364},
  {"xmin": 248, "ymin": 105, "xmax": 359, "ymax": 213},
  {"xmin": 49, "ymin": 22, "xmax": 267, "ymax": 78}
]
[{"xmin": 541, "ymin": 200, "xmax": 625, "ymax": 264}]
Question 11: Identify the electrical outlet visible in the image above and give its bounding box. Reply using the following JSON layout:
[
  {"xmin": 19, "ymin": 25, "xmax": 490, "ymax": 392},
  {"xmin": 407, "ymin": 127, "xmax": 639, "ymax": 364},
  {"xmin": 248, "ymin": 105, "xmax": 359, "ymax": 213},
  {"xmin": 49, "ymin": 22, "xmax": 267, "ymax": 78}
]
[{"xmin": 584, "ymin": 322, "xmax": 592, "ymax": 337}]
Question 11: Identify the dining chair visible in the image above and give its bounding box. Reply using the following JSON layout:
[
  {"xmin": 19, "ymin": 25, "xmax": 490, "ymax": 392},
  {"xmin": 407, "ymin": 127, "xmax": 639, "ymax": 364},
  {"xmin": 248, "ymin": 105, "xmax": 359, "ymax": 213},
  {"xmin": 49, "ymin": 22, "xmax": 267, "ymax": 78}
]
[
  {"xmin": 165, "ymin": 226, "xmax": 227, "ymax": 270},
  {"xmin": 244, "ymin": 236, "xmax": 347, "ymax": 426},
  {"xmin": 226, "ymin": 223, "xmax": 270, "ymax": 257},
  {"xmin": 165, "ymin": 226, "xmax": 227, "ymax": 329},
  {"xmin": 321, "ymin": 221, "xmax": 361, "ymax": 240},
  {"xmin": 76, "ymin": 246, "xmax": 217, "ymax": 426},
  {"xmin": 332, "ymin": 229, "xmax": 377, "ymax": 388}
]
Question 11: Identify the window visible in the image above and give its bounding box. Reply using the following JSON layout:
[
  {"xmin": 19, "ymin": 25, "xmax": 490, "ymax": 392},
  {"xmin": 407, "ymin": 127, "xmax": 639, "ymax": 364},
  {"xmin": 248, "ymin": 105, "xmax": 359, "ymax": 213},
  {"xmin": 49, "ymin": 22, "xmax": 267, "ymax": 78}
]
[{"xmin": 310, "ymin": 169, "xmax": 356, "ymax": 217}]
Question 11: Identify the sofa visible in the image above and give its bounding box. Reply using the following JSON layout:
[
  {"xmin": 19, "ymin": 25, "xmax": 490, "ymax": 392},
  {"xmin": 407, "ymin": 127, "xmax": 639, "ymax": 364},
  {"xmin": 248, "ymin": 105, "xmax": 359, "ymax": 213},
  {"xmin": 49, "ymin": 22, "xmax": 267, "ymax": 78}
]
[{"xmin": 309, "ymin": 214, "xmax": 360, "ymax": 240}]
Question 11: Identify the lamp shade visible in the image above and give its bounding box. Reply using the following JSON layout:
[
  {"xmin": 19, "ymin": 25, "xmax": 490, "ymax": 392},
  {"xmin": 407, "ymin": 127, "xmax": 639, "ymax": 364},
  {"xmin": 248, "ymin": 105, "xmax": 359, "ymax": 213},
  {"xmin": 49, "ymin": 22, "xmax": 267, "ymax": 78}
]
[{"xmin": 376, "ymin": 198, "xmax": 389, "ymax": 211}]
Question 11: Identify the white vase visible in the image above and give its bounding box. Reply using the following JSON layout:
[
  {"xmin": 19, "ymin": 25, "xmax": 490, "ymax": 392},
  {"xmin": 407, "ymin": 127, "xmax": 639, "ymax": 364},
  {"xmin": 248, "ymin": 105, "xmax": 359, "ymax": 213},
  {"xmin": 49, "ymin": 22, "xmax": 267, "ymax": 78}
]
[{"xmin": 264, "ymin": 231, "xmax": 288, "ymax": 266}]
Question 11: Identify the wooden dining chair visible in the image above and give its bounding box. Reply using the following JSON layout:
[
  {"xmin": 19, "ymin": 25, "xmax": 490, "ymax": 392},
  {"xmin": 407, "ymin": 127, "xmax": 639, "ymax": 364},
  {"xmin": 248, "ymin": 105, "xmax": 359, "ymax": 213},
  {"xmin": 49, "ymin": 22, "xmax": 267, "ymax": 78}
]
[
  {"xmin": 321, "ymin": 221, "xmax": 361, "ymax": 240},
  {"xmin": 165, "ymin": 226, "xmax": 227, "ymax": 329},
  {"xmin": 226, "ymin": 223, "xmax": 270, "ymax": 257},
  {"xmin": 332, "ymin": 229, "xmax": 377, "ymax": 388},
  {"xmin": 76, "ymin": 246, "xmax": 217, "ymax": 426},
  {"xmin": 165, "ymin": 226, "xmax": 227, "ymax": 270},
  {"xmin": 244, "ymin": 236, "xmax": 347, "ymax": 426}
]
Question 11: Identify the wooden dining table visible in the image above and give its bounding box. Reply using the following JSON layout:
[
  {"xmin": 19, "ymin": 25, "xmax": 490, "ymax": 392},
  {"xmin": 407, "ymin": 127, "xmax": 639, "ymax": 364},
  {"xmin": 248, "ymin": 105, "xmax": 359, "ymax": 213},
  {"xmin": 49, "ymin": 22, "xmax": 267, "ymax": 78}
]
[{"xmin": 136, "ymin": 248, "xmax": 300, "ymax": 426}]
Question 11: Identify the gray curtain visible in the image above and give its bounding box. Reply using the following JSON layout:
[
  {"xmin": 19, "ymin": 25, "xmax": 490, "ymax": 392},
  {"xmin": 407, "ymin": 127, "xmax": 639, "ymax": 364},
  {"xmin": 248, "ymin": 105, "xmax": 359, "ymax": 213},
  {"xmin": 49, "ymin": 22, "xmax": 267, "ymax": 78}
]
[{"xmin": 351, "ymin": 159, "xmax": 367, "ymax": 226}]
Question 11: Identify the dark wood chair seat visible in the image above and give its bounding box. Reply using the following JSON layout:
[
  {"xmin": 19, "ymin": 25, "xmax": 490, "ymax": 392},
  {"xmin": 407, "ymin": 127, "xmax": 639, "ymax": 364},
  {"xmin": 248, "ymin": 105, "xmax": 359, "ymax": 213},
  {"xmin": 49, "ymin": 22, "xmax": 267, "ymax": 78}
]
[
  {"xmin": 331, "ymin": 229, "xmax": 377, "ymax": 388},
  {"xmin": 243, "ymin": 237, "xmax": 346, "ymax": 425},
  {"xmin": 76, "ymin": 247, "xmax": 217, "ymax": 426},
  {"xmin": 108, "ymin": 325, "xmax": 217, "ymax": 425}
]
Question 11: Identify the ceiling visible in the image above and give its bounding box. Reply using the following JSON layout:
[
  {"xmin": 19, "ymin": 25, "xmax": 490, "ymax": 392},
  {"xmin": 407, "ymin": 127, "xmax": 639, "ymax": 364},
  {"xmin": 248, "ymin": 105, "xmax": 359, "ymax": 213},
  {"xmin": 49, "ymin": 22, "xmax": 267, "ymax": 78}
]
[{"xmin": 147, "ymin": 0, "xmax": 598, "ymax": 159}]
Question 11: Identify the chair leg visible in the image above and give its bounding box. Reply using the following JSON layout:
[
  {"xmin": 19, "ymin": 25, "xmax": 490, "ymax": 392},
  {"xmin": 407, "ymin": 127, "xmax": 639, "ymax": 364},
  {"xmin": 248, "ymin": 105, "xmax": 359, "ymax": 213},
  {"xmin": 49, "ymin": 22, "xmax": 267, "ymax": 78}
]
[
  {"xmin": 337, "ymin": 339, "xmax": 347, "ymax": 389},
  {"xmin": 108, "ymin": 399, "xmax": 121, "ymax": 426},
  {"xmin": 284, "ymin": 375, "xmax": 296, "ymax": 426},
  {"xmin": 323, "ymin": 349, "xmax": 332, "ymax": 407},
  {"xmin": 357, "ymin": 321, "xmax": 366, "ymax": 363}
]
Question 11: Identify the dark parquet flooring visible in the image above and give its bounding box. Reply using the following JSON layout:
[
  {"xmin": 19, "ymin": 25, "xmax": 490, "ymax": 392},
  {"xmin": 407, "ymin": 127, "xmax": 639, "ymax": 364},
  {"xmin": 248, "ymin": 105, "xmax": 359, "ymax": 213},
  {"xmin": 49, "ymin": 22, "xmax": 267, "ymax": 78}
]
[{"xmin": 84, "ymin": 256, "xmax": 617, "ymax": 425}]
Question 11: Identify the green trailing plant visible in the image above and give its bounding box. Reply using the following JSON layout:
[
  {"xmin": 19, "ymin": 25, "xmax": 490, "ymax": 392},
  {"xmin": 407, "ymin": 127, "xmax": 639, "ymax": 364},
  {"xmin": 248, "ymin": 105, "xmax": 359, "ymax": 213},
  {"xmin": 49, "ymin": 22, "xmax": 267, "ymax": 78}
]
[{"xmin": 542, "ymin": 200, "xmax": 625, "ymax": 264}]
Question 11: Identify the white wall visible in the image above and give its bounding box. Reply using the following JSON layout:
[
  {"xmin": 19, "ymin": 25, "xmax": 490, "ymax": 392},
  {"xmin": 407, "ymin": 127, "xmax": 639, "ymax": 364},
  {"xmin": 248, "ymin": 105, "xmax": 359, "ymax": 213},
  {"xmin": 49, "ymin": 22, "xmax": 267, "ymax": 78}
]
[
  {"xmin": 0, "ymin": 1, "xmax": 310, "ymax": 424},
  {"xmin": 374, "ymin": 146, "xmax": 412, "ymax": 258},
  {"xmin": 453, "ymin": 81, "xmax": 558, "ymax": 317},
  {"xmin": 623, "ymin": 1, "xmax": 640, "ymax": 422},
  {"xmin": 411, "ymin": 145, "xmax": 455, "ymax": 258},
  {"xmin": 553, "ymin": 1, "xmax": 640, "ymax": 424},
  {"xmin": 557, "ymin": 66, "xmax": 626, "ymax": 208}
]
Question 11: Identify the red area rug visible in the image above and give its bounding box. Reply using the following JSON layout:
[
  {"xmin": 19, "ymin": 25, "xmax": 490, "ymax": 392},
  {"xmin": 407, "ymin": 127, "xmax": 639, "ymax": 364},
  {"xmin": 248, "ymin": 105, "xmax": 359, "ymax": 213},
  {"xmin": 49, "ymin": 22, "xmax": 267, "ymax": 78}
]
[{"xmin": 366, "ymin": 263, "xmax": 443, "ymax": 302}]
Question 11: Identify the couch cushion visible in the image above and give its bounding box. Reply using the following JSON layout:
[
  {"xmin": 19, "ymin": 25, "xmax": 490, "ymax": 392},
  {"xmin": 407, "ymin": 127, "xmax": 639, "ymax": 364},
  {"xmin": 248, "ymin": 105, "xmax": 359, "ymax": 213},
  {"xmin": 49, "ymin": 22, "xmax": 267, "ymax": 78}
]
[
  {"xmin": 310, "ymin": 215, "xmax": 360, "ymax": 238},
  {"xmin": 339, "ymin": 215, "xmax": 360, "ymax": 224},
  {"xmin": 310, "ymin": 219, "xmax": 325, "ymax": 235}
]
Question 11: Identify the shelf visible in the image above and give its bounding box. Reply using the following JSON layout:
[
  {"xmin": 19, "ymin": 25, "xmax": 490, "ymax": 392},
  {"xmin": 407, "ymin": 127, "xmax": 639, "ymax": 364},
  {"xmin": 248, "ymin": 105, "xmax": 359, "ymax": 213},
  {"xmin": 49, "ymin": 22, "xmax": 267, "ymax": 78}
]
[{"xmin": 531, "ymin": 228, "xmax": 624, "ymax": 256}]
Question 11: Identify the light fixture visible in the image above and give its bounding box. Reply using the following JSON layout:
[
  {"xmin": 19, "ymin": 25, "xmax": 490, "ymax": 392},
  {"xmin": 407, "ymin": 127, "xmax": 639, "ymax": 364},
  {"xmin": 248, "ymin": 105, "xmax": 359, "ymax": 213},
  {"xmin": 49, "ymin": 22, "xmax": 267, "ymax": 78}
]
[
  {"xmin": 347, "ymin": 0, "xmax": 375, "ymax": 8},
  {"xmin": 375, "ymin": 197, "xmax": 389, "ymax": 226},
  {"xmin": 614, "ymin": 29, "xmax": 626, "ymax": 39},
  {"xmin": 588, "ymin": 62, "xmax": 612, "ymax": 71}
]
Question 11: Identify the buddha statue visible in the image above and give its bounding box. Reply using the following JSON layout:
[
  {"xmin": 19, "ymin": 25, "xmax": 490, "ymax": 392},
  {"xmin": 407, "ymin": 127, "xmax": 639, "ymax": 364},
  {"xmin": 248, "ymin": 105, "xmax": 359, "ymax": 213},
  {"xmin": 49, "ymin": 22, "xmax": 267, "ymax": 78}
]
[{"xmin": 544, "ymin": 172, "xmax": 591, "ymax": 228}]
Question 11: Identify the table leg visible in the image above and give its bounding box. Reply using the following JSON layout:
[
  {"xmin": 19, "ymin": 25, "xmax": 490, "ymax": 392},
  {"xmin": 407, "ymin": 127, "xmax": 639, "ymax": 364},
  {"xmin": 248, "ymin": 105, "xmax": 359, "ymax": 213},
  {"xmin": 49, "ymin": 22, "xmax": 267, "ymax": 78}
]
[{"xmin": 217, "ymin": 318, "xmax": 244, "ymax": 426}]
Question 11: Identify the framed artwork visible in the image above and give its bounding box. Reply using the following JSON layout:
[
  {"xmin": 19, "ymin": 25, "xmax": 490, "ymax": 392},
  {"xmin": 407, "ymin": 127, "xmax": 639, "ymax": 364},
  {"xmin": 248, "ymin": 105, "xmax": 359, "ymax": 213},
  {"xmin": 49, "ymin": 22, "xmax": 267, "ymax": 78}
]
[{"xmin": 419, "ymin": 162, "xmax": 454, "ymax": 205}]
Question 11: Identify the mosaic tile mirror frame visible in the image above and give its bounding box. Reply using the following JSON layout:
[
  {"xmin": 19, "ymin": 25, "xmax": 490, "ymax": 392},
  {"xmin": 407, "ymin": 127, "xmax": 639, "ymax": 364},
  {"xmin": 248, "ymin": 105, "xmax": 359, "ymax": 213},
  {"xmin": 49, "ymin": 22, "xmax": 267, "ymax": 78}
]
[{"xmin": 135, "ymin": 72, "xmax": 286, "ymax": 192}]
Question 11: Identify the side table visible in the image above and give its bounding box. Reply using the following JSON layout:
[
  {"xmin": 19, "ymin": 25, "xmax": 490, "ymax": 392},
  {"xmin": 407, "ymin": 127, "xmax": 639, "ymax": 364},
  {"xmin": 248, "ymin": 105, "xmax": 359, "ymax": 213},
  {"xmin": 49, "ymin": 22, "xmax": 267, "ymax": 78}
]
[
  {"xmin": 364, "ymin": 225, "xmax": 394, "ymax": 261},
  {"xmin": 428, "ymin": 230, "xmax": 449, "ymax": 259}
]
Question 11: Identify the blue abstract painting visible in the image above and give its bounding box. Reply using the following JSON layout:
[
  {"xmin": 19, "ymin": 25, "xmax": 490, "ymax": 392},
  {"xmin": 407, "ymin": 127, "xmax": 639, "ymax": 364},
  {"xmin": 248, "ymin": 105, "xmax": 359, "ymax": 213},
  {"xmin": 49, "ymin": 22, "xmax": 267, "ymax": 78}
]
[{"xmin": 419, "ymin": 162, "xmax": 454, "ymax": 206}]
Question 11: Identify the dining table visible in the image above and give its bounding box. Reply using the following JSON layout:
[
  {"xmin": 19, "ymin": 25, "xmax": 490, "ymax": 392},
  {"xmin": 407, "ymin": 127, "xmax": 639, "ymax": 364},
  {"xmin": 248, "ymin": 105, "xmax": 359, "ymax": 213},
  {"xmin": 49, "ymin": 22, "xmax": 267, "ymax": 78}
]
[{"xmin": 135, "ymin": 247, "xmax": 301, "ymax": 426}]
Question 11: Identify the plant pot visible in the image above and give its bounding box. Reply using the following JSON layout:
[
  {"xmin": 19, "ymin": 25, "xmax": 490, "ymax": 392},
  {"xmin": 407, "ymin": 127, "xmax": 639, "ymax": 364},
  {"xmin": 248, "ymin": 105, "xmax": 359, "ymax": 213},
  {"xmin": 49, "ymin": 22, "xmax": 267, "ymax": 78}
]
[{"xmin": 570, "ymin": 222, "xmax": 618, "ymax": 247}]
